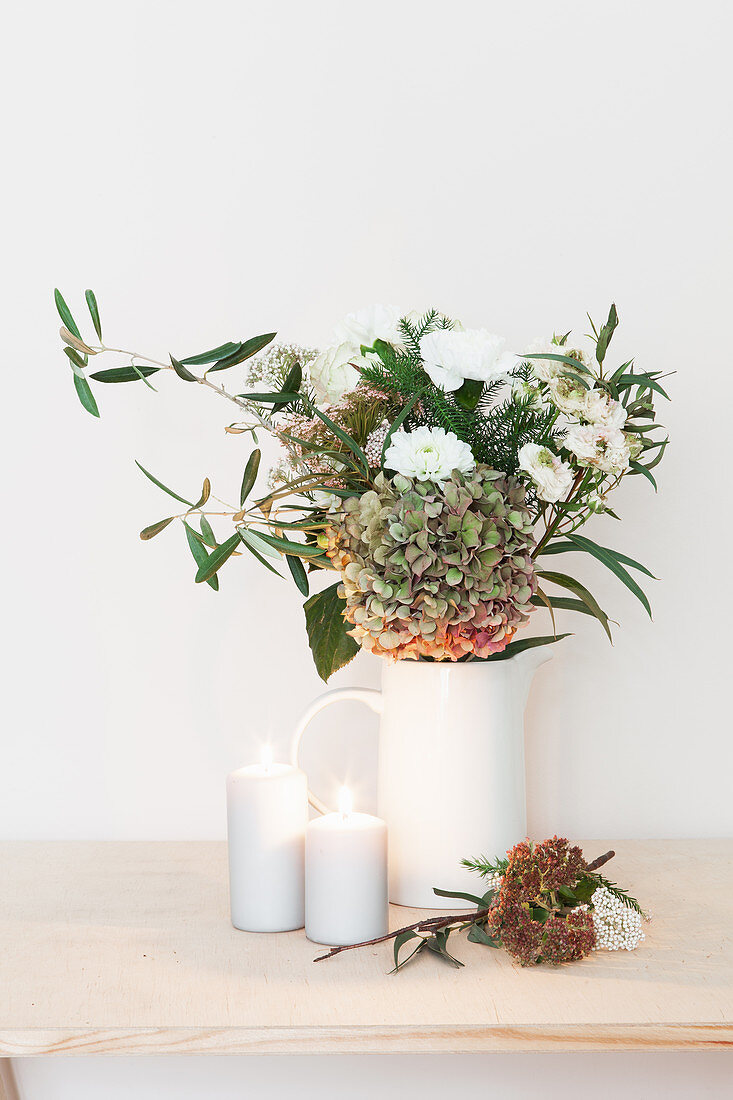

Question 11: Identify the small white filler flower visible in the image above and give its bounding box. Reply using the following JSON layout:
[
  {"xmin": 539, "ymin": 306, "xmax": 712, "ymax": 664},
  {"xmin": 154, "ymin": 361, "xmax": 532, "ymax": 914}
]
[
  {"xmin": 591, "ymin": 885, "xmax": 645, "ymax": 952},
  {"xmin": 384, "ymin": 426, "xmax": 475, "ymax": 483},
  {"xmin": 419, "ymin": 328, "xmax": 516, "ymax": 392},
  {"xmin": 518, "ymin": 442, "xmax": 574, "ymax": 503}
]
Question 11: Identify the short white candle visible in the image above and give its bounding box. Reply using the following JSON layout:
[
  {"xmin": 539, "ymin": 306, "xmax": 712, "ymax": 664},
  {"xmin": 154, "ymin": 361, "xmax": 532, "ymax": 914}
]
[
  {"xmin": 227, "ymin": 746, "xmax": 308, "ymax": 932},
  {"xmin": 305, "ymin": 786, "xmax": 388, "ymax": 946}
]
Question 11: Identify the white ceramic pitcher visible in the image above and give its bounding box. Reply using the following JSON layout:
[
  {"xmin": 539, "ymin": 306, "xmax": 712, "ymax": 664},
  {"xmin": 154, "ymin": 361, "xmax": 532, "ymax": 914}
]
[{"xmin": 292, "ymin": 649, "xmax": 552, "ymax": 909}]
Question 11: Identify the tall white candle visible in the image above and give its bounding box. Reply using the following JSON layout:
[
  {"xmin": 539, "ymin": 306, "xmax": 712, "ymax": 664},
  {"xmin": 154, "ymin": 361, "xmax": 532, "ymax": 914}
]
[
  {"xmin": 305, "ymin": 786, "xmax": 388, "ymax": 946},
  {"xmin": 227, "ymin": 746, "xmax": 308, "ymax": 932}
]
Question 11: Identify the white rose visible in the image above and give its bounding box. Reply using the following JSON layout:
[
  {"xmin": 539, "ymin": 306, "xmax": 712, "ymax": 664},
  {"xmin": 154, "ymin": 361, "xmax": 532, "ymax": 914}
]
[
  {"xmin": 309, "ymin": 342, "xmax": 362, "ymax": 405},
  {"xmin": 518, "ymin": 442, "xmax": 575, "ymax": 503},
  {"xmin": 419, "ymin": 328, "xmax": 516, "ymax": 393},
  {"xmin": 582, "ymin": 389, "xmax": 627, "ymax": 429},
  {"xmin": 384, "ymin": 426, "xmax": 475, "ymax": 483},
  {"xmin": 332, "ymin": 304, "xmax": 403, "ymax": 348},
  {"xmin": 564, "ymin": 424, "xmax": 631, "ymax": 474}
]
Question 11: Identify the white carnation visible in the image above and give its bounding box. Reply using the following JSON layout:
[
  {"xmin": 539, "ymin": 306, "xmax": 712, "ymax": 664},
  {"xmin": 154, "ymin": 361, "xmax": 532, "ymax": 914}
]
[
  {"xmin": 522, "ymin": 339, "xmax": 594, "ymax": 384},
  {"xmin": 518, "ymin": 442, "xmax": 574, "ymax": 502},
  {"xmin": 564, "ymin": 424, "xmax": 631, "ymax": 474},
  {"xmin": 548, "ymin": 375, "xmax": 588, "ymax": 417},
  {"xmin": 384, "ymin": 426, "xmax": 475, "ymax": 484},
  {"xmin": 582, "ymin": 389, "xmax": 627, "ymax": 429},
  {"xmin": 419, "ymin": 328, "xmax": 516, "ymax": 393},
  {"xmin": 332, "ymin": 304, "xmax": 403, "ymax": 348},
  {"xmin": 309, "ymin": 342, "xmax": 363, "ymax": 405}
]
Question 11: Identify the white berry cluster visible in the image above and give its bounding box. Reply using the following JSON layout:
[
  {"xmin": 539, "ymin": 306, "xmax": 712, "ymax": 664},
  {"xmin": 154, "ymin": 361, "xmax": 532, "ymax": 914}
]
[
  {"xmin": 482, "ymin": 871, "xmax": 504, "ymax": 892},
  {"xmin": 591, "ymin": 886, "xmax": 645, "ymax": 951}
]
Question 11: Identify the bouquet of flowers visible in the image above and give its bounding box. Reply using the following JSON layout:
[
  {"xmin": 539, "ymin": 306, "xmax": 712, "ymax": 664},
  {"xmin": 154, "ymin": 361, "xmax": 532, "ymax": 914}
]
[
  {"xmin": 315, "ymin": 837, "xmax": 648, "ymax": 971},
  {"xmin": 55, "ymin": 294, "xmax": 669, "ymax": 679}
]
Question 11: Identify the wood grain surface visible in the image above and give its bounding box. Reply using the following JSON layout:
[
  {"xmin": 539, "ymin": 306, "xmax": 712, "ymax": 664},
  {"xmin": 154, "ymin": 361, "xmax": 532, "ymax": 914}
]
[{"xmin": 0, "ymin": 840, "xmax": 730, "ymax": 1055}]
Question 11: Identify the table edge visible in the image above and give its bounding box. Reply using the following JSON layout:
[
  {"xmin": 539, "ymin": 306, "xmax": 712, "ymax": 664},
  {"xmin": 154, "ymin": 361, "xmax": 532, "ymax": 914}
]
[{"xmin": 1, "ymin": 1023, "xmax": 731, "ymax": 1056}]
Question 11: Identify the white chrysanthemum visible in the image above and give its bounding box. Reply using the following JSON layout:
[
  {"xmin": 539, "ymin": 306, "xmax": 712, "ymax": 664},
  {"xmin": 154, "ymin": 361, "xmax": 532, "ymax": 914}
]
[
  {"xmin": 518, "ymin": 442, "xmax": 574, "ymax": 503},
  {"xmin": 309, "ymin": 342, "xmax": 363, "ymax": 405},
  {"xmin": 564, "ymin": 424, "xmax": 631, "ymax": 474},
  {"xmin": 582, "ymin": 389, "xmax": 627, "ymax": 429},
  {"xmin": 384, "ymin": 426, "xmax": 475, "ymax": 483},
  {"xmin": 332, "ymin": 304, "xmax": 403, "ymax": 348},
  {"xmin": 419, "ymin": 328, "xmax": 516, "ymax": 393},
  {"xmin": 591, "ymin": 886, "xmax": 645, "ymax": 952}
]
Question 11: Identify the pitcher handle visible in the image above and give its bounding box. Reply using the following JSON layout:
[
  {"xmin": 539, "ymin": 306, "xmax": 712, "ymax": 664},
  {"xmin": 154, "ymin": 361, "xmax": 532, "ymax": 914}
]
[{"xmin": 290, "ymin": 687, "xmax": 383, "ymax": 815}]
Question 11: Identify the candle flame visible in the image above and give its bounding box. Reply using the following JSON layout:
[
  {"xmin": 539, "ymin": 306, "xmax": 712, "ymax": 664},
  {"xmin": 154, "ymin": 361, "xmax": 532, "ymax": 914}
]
[
  {"xmin": 338, "ymin": 785, "xmax": 353, "ymax": 817},
  {"xmin": 260, "ymin": 744, "xmax": 273, "ymax": 772}
]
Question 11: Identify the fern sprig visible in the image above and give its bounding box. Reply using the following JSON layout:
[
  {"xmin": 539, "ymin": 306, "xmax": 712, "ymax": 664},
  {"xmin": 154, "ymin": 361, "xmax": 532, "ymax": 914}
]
[{"xmin": 587, "ymin": 872, "xmax": 646, "ymax": 916}]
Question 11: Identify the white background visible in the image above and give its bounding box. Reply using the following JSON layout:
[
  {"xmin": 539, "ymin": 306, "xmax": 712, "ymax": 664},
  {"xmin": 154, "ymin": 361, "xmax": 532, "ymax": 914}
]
[{"xmin": 2, "ymin": 1, "xmax": 731, "ymax": 1096}]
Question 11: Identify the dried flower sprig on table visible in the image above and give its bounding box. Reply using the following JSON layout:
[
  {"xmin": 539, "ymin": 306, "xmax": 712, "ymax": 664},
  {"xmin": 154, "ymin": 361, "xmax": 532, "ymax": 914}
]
[{"xmin": 314, "ymin": 838, "xmax": 647, "ymax": 971}]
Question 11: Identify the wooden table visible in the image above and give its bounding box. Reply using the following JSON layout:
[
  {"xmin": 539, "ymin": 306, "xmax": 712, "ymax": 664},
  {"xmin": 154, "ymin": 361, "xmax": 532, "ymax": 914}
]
[{"xmin": 0, "ymin": 839, "xmax": 731, "ymax": 1092}]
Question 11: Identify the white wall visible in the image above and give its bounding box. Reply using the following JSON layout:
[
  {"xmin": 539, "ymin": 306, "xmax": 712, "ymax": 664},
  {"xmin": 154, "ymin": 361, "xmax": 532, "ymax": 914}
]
[{"xmin": 2, "ymin": 1, "xmax": 731, "ymax": 1096}]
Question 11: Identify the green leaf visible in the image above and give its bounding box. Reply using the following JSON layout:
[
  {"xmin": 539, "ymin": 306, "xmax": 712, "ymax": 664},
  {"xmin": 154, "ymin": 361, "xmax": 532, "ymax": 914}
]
[
  {"xmin": 73, "ymin": 373, "xmax": 100, "ymax": 417},
  {"xmin": 483, "ymin": 633, "xmax": 571, "ymax": 661},
  {"xmin": 184, "ymin": 523, "xmax": 219, "ymax": 590},
  {"xmin": 425, "ymin": 931, "xmax": 464, "ymax": 968},
  {"xmin": 240, "ymin": 449, "xmax": 262, "ymax": 506},
  {"xmin": 90, "ymin": 365, "xmax": 161, "ymax": 383},
  {"xmin": 454, "ymin": 378, "xmax": 484, "ymax": 411},
  {"xmin": 595, "ymin": 303, "xmax": 618, "ymax": 366},
  {"xmin": 63, "ymin": 346, "xmax": 87, "ymax": 369},
  {"xmin": 255, "ymin": 530, "xmax": 329, "ymax": 558},
  {"xmin": 237, "ymin": 529, "xmax": 284, "ymax": 576},
  {"xmin": 522, "ymin": 351, "xmax": 594, "ymax": 376},
  {"xmin": 170, "ymin": 354, "xmax": 198, "ymax": 382},
  {"xmin": 135, "ymin": 461, "xmax": 193, "ymax": 507},
  {"xmin": 286, "ymin": 553, "xmax": 309, "ymax": 596},
  {"xmin": 194, "ymin": 531, "xmax": 241, "ymax": 583},
  {"xmin": 628, "ymin": 460, "xmax": 657, "ymax": 490},
  {"xmin": 391, "ymin": 931, "xmax": 426, "ymax": 973},
  {"xmin": 207, "ymin": 332, "xmax": 277, "ymax": 372},
  {"xmin": 565, "ymin": 533, "xmax": 654, "ymax": 613},
  {"xmin": 179, "ymin": 342, "xmax": 242, "ymax": 366},
  {"xmin": 199, "ymin": 515, "xmax": 217, "ymax": 547},
  {"xmin": 546, "ymin": 534, "xmax": 656, "ymax": 580},
  {"xmin": 54, "ymin": 288, "xmax": 82, "ymax": 340},
  {"xmin": 537, "ymin": 570, "xmax": 613, "ymax": 641},
  {"xmin": 558, "ymin": 884, "xmax": 577, "ymax": 902},
  {"xmin": 140, "ymin": 516, "xmax": 175, "ymax": 540},
  {"xmin": 84, "ymin": 289, "xmax": 102, "ymax": 341},
  {"xmin": 308, "ymin": 402, "xmax": 370, "ymax": 474},
  {"xmin": 281, "ymin": 360, "xmax": 302, "ymax": 397},
  {"xmin": 303, "ymin": 583, "xmax": 359, "ymax": 682},
  {"xmin": 530, "ymin": 594, "xmax": 594, "ymax": 617},
  {"xmin": 432, "ymin": 887, "xmax": 485, "ymax": 906},
  {"xmin": 467, "ymin": 922, "xmax": 500, "ymax": 947},
  {"xmin": 615, "ymin": 373, "xmax": 670, "ymax": 401},
  {"xmin": 241, "ymin": 390, "xmax": 302, "ymax": 405}
]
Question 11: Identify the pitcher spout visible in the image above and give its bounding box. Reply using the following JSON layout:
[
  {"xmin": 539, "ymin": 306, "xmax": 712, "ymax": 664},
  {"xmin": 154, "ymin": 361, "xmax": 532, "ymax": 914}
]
[{"xmin": 511, "ymin": 642, "xmax": 555, "ymax": 704}]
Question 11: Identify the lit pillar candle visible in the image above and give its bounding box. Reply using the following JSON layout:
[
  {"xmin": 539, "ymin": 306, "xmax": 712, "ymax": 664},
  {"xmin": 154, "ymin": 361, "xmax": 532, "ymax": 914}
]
[
  {"xmin": 227, "ymin": 746, "xmax": 308, "ymax": 932},
  {"xmin": 305, "ymin": 786, "xmax": 388, "ymax": 946}
]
